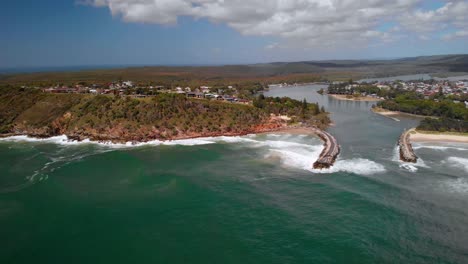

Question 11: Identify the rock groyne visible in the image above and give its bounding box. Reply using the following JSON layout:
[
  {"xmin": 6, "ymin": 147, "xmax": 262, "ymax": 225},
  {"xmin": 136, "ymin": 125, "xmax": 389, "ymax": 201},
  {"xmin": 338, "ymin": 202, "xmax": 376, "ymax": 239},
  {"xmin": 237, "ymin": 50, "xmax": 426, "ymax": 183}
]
[
  {"xmin": 312, "ymin": 128, "xmax": 340, "ymax": 169},
  {"xmin": 398, "ymin": 129, "xmax": 418, "ymax": 163}
]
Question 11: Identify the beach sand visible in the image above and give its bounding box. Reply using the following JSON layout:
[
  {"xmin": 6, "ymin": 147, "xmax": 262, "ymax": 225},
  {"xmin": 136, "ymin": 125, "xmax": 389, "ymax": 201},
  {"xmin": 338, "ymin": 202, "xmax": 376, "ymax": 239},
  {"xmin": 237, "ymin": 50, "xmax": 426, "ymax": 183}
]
[
  {"xmin": 410, "ymin": 130, "xmax": 468, "ymax": 143},
  {"xmin": 268, "ymin": 127, "xmax": 318, "ymax": 135},
  {"xmin": 329, "ymin": 94, "xmax": 383, "ymax": 102}
]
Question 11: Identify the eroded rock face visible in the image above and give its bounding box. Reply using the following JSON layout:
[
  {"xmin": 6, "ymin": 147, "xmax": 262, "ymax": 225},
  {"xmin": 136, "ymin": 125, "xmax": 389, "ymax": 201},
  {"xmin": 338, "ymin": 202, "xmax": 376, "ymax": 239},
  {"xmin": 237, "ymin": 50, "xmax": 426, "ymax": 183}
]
[{"xmin": 6, "ymin": 116, "xmax": 290, "ymax": 144}]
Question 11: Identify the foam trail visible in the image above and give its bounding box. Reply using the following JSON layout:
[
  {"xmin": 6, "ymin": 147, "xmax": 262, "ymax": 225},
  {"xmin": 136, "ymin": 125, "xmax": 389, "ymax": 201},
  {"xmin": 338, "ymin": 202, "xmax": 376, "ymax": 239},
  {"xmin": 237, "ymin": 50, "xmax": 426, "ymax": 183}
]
[
  {"xmin": 444, "ymin": 178, "xmax": 468, "ymax": 194},
  {"xmin": 0, "ymin": 135, "xmax": 219, "ymax": 148},
  {"xmin": 1, "ymin": 133, "xmax": 388, "ymax": 176},
  {"xmin": 413, "ymin": 144, "xmax": 468, "ymax": 151},
  {"xmin": 447, "ymin": 157, "xmax": 468, "ymax": 173},
  {"xmin": 266, "ymin": 143, "xmax": 386, "ymax": 176}
]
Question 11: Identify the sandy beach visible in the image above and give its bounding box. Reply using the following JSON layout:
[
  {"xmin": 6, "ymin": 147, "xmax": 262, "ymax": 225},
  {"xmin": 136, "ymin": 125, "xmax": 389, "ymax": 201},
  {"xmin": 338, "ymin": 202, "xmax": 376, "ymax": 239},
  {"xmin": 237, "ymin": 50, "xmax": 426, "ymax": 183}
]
[
  {"xmin": 371, "ymin": 107, "xmax": 432, "ymax": 121},
  {"xmin": 410, "ymin": 130, "xmax": 468, "ymax": 143},
  {"xmin": 267, "ymin": 126, "xmax": 318, "ymax": 135},
  {"xmin": 371, "ymin": 107, "xmax": 401, "ymax": 121},
  {"xmin": 329, "ymin": 94, "xmax": 383, "ymax": 102}
]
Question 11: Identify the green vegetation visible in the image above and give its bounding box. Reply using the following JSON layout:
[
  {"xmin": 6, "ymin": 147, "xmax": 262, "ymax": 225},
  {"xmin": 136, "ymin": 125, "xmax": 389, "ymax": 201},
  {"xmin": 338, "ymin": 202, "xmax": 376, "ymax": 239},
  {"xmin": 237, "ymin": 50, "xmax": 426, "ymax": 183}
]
[
  {"xmin": 328, "ymin": 82, "xmax": 389, "ymax": 97},
  {"xmin": 418, "ymin": 118, "xmax": 468, "ymax": 133},
  {"xmin": 2, "ymin": 55, "xmax": 467, "ymax": 87},
  {"xmin": 377, "ymin": 91, "xmax": 468, "ymax": 133},
  {"xmin": 0, "ymin": 87, "xmax": 329, "ymax": 141},
  {"xmin": 377, "ymin": 93, "xmax": 468, "ymax": 120},
  {"xmin": 253, "ymin": 94, "xmax": 328, "ymax": 125}
]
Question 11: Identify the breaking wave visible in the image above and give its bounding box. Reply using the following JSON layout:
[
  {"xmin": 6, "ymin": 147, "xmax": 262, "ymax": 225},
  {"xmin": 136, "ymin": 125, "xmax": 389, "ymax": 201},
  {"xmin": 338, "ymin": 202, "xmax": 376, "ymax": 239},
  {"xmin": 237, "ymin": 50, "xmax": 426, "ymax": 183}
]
[
  {"xmin": 0, "ymin": 135, "xmax": 220, "ymax": 148},
  {"xmin": 391, "ymin": 146, "xmax": 429, "ymax": 173},
  {"xmin": 264, "ymin": 138, "xmax": 386, "ymax": 176},
  {"xmin": 413, "ymin": 144, "xmax": 468, "ymax": 152},
  {"xmin": 0, "ymin": 133, "xmax": 388, "ymax": 176}
]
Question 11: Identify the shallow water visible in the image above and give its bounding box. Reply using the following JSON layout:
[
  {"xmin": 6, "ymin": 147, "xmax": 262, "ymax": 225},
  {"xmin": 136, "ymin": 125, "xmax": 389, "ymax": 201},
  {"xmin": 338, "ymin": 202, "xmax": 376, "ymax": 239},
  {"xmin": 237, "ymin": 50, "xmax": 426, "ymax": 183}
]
[{"xmin": 1, "ymin": 85, "xmax": 467, "ymax": 263}]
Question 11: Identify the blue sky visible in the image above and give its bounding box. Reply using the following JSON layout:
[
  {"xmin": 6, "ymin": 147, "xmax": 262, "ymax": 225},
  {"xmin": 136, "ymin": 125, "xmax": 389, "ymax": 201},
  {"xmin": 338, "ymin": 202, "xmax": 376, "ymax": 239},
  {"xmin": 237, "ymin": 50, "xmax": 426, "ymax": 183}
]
[{"xmin": 1, "ymin": 0, "xmax": 468, "ymax": 68}]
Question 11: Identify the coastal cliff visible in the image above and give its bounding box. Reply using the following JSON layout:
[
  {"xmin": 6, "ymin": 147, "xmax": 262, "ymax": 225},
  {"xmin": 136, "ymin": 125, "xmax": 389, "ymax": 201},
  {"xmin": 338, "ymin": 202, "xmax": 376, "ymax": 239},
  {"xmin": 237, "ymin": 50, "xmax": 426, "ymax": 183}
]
[{"xmin": 0, "ymin": 87, "xmax": 330, "ymax": 143}]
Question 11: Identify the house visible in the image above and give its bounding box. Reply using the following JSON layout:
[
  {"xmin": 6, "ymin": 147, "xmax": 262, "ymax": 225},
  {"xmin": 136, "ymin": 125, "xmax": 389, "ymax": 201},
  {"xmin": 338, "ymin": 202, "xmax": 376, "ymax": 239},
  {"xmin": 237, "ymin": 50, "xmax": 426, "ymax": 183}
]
[
  {"xmin": 200, "ymin": 86, "xmax": 211, "ymax": 93},
  {"xmin": 175, "ymin": 87, "xmax": 185, "ymax": 94},
  {"xmin": 122, "ymin": 81, "xmax": 133, "ymax": 87},
  {"xmin": 187, "ymin": 92, "xmax": 204, "ymax": 98}
]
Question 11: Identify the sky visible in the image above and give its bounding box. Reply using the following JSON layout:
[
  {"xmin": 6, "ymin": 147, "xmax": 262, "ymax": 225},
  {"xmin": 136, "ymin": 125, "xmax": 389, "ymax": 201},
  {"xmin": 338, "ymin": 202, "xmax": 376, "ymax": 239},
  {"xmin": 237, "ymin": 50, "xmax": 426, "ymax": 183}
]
[{"xmin": 1, "ymin": 0, "xmax": 468, "ymax": 68}]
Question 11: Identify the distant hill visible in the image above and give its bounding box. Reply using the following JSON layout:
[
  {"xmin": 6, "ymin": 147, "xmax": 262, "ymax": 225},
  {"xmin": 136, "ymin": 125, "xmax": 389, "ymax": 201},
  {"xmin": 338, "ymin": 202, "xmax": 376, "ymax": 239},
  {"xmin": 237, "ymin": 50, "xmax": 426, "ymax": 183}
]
[{"xmin": 1, "ymin": 54, "xmax": 467, "ymax": 85}]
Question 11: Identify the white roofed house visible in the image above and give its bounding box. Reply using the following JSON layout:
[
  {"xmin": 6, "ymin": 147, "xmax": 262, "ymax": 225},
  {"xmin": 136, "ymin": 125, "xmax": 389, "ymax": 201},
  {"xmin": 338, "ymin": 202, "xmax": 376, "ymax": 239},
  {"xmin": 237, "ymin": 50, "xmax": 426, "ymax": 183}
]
[
  {"xmin": 122, "ymin": 81, "xmax": 134, "ymax": 87},
  {"xmin": 200, "ymin": 86, "xmax": 211, "ymax": 93},
  {"xmin": 175, "ymin": 87, "xmax": 185, "ymax": 94}
]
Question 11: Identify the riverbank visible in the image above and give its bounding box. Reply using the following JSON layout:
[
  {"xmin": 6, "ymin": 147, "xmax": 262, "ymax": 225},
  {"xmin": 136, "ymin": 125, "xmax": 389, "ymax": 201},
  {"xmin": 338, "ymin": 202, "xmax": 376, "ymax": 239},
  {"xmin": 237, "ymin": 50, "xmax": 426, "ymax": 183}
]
[
  {"xmin": 329, "ymin": 94, "xmax": 382, "ymax": 102},
  {"xmin": 371, "ymin": 107, "xmax": 402, "ymax": 121},
  {"xmin": 410, "ymin": 129, "xmax": 468, "ymax": 143},
  {"xmin": 371, "ymin": 107, "xmax": 432, "ymax": 120}
]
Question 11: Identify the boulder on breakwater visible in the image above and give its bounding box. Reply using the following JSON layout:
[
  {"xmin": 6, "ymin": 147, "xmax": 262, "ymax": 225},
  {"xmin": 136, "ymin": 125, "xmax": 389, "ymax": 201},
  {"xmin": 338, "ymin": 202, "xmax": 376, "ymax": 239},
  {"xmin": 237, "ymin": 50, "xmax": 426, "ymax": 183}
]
[
  {"xmin": 398, "ymin": 129, "xmax": 418, "ymax": 163},
  {"xmin": 311, "ymin": 128, "xmax": 340, "ymax": 169}
]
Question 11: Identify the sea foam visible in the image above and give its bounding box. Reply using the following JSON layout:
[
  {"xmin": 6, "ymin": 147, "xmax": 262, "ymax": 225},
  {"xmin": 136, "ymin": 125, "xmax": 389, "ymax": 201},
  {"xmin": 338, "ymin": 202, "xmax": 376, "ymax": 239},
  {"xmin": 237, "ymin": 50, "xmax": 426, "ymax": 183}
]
[
  {"xmin": 265, "ymin": 139, "xmax": 386, "ymax": 175},
  {"xmin": 1, "ymin": 133, "xmax": 388, "ymax": 176},
  {"xmin": 0, "ymin": 134, "xmax": 220, "ymax": 148},
  {"xmin": 413, "ymin": 144, "xmax": 468, "ymax": 152},
  {"xmin": 447, "ymin": 157, "xmax": 468, "ymax": 173},
  {"xmin": 391, "ymin": 146, "xmax": 429, "ymax": 172}
]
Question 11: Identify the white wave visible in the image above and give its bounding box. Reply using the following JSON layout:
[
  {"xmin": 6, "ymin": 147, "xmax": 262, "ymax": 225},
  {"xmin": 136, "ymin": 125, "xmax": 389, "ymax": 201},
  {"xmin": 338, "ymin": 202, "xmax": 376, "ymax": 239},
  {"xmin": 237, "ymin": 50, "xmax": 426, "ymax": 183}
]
[
  {"xmin": 447, "ymin": 157, "xmax": 468, "ymax": 172},
  {"xmin": 0, "ymin": 134, "xmax": 220, "ymax": 148},
  {"xmin": 267, "ymin": 144, "xmax": 386, "ymax": 176},
  {"xmin": 212, "ymin": 136, "xmax": 259, "ymax": 144},
  {"xmin": 399, "ymin": 164, "xmax": 418, "ymax": 173},
  {"xmin": 313, "ymin": 158, "xmax": 386, "ymax": 175},
  {"xmin": 0, "ymin": 132, "xmax": 322, "ymax": 150},
  {"xmin": 413, "ymin": 145, "xmax": 468, "ymax": 151},
  {"xmin": 391, "ymin": 146, "xmax": 429, "ymax": 172}
]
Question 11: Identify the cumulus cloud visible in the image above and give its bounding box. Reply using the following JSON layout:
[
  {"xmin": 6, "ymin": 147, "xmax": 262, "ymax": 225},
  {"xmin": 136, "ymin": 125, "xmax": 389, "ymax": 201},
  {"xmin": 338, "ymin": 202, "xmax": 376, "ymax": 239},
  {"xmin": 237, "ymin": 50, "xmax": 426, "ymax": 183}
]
[
  {"xmin": 443, "ymin": 30, "xmax": 468, "ymax": 40},
  {"xmin": 87, "ymin": 0, "xmax": 468, "ymax": 47}
]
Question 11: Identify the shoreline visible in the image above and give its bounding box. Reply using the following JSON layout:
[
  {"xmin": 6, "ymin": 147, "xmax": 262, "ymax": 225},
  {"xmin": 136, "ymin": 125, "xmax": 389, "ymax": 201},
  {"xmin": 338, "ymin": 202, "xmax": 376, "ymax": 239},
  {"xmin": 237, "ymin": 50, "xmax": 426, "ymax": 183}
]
[
  {"xmin": 371, "ymin": 107, "xmax": 431, "ymax": 120},
  {"xmin": 410, "ymin": 129, "xmax": 468, "ymax": 143},
  {"xmin": 0, "ymin": 125, "xmax": 327, "ymax": 146},
  {"xmin": 0, "ymin": 125, "xmax": 341, "ymax": 169},
  {"xmin": 371, "ymin": 107, "xmax": 401, "ymax": 121},
  {"xmin": 328, "ymin": 94, "xmax": 383, "ymax": 102}
]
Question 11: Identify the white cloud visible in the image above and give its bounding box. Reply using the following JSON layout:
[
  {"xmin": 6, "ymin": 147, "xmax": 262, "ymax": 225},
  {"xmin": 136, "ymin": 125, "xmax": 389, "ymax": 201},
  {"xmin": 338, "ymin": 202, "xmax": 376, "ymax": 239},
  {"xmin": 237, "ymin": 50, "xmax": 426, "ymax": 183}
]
[
  {"xmin": 399, "ymin": 1, "xmax": 468, "ymax": 33},
  {"xmin": 87, "ymin": 0, "xmax": 468, "ymax": 48},
  {"xmin": 265, "ymin": 43, "xmax": 279, "ymax": 50},
  {"xmin": 443, "ymin": 30, "xmax": 468, "ymax": 40}
]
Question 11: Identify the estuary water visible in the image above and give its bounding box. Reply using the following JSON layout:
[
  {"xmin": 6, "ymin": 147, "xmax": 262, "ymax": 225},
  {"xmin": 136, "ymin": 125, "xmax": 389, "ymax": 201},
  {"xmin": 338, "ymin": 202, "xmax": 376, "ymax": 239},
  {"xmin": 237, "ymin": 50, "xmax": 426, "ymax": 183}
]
[{"xmin": 1, "ymin": 85, "xmax": 468, "ymax": 264}]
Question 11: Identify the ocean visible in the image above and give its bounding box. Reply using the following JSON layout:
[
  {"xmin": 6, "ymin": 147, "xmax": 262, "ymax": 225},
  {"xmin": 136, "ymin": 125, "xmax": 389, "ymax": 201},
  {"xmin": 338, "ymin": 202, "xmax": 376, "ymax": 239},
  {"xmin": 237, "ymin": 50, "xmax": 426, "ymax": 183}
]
[{"xmin": 1, "ymin": 85, "xmax": 467, "ymax": 263}]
